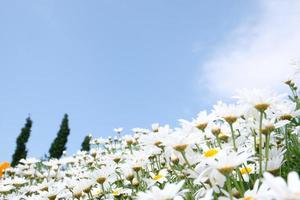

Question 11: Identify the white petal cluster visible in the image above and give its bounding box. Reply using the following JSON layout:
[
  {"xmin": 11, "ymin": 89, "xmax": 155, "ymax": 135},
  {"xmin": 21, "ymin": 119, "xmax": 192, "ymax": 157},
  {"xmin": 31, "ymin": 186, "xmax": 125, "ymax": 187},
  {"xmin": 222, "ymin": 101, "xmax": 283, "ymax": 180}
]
[{"xmin": 1, "ymin": 85, "xmax": 300, "ymax": 200}]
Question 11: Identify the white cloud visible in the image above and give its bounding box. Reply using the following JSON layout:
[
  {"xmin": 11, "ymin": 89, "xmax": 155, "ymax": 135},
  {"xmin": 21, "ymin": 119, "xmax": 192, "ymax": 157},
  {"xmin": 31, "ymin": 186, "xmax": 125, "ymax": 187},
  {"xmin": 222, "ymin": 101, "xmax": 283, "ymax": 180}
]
[{"xmin": 201, "ymin": 0, "xmax": 300, "ymax": 98}]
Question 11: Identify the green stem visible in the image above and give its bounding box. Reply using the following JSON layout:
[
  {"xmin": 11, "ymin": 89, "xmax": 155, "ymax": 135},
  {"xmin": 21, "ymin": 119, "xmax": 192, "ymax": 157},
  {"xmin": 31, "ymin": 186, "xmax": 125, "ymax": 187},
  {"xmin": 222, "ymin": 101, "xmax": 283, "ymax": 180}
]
[
  {"xmin": 229, "ymin": 124, "xmax": 237, "ymax": 151},
  {"xmin": 235, "ymin": 168, "xmax": 245, "ymax": 195},
  {"xmin": 216, "ymin": 136, "xmax": 222, "ymax": 149},
  {"xmin": 258, "ymin": 111, "xmax": 263, "ymax": 179},
  {"xmin": 284, "ymin": 125, "xmax": 290, "ymax": 169},
  {"xmin": 100, "ymin": 183, "xmax": 106, "ymax": 198},
  {"xmin": 154, "ymin": 156, "xmax": 159, "ymax": 170},
  {"xmin": 195, "ymin": 144, "xmax": 202, "ymax": 153},
  {"xmin": 226, "ymin": 176, "xmax": 233, "ymax": 200},
  {"xmin": 136, "ymin": 171, "xmax": 140, "ymax": 183},
  {"xmin": 129, "ymin": 144, "xmax": 133, "ymax": 154},
  {"xmin": 180, "ymin": 152, "xmax": 192, "ymax": 168},
  {"xmin": 88, "ymin": 191, "xmax": 94, "ymax": 200},
  {"xmin": 253, "ymin": 130, "xmax": 256, "ymax": 154},
  {"xmin": 204, "ymin": 135, "xmax": 211, "ymax": 148},
  {"xmin": 265, "ymin": 134, "xmax": 270, "ymax": 171},
  {"xmin": 170, "ymin": 164, "xmax": 180, "ymax": 179}
]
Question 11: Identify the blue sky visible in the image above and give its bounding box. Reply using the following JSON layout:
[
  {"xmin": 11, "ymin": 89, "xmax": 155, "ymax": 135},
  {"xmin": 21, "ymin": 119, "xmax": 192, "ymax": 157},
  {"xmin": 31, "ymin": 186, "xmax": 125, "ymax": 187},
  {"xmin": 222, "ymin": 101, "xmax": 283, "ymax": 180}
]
[{"xmin": 2, "ymin": 0, "xmax": 297, "ymax": 161}]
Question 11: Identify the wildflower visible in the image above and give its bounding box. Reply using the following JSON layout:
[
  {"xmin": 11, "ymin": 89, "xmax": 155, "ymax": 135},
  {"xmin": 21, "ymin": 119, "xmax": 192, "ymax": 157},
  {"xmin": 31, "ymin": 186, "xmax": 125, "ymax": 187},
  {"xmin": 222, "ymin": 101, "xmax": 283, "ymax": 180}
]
[
  {"xmin": 0, "ymin": 185, "xmax": 15, "ymax": 194},
  {"xmin": 1, "ymin": 79, "xmax": 300, "ymax": 200},
  {"xmin": 136, "ymin": 180, "xmax": 187, "ymax": 200},
  {"xmin": 111, "ymin": 188, "xmax": 131, "ymax": 197},
  {"xmin": 264, "ymin": 171, "xmax": 300, "ymax": 200},
  {"xmin": 152, "ymin": 123, "xmax": 160, "ymax": 132},
  {"xmin": 114, "ymin": 127, "xmax": 123, "ymax": 133},
  {"xmin": 148, "ymin": 169, "xmax": 168, "ymax": 186},
  {"xmin": 238, "ymin": 164, "xmax": 255, "ymax": 182},
  {"xmin": 275, "ymin": 101, "xmax": 300, "ymax": 121},
  {"xmin": 234, "ymin": 89, "xmax": 285, "ymax": 113},
  {"xmin": 206, "ymin": 150, "xmax": 252, "ymax": 175},
  {"xmin": 241, "ymin": 180, "xmax": 273, "ymax": 200},
  {"xmin": 192, "ymin": 111, "xmax": 213, "ymax": 131},
  {"xmin": 212, "ymin": 101, "xmax": 245, "ymax": 124},
  {"xmin": 91, "ymin": 166, "xmax": 116, "ymax": 185},
  {"xmin": 195, "ymin": 188, "xmax": 214, "ymax": 200},
  {"xmin": 263, "ymin": 147, "xmax": 286, "ymax": 174},
  {"xmin": 0, "ymin": 162, "xmax": 10, "ymax": 177}
]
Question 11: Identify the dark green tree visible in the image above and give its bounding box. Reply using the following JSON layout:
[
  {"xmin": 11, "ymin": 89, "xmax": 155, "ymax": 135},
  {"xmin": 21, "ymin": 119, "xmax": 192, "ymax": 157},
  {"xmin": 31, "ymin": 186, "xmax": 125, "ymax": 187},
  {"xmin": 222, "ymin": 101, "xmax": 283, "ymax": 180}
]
[
  {"xmin": 81, "ymin": 134, "xmax": 92, "ymax": 152},
  {"xmin": 49, "ymin": 114, "xmax": 70, "ymax": 159},
  {"xmin": 11, "ymin": 117, "xmax": 33, "ymax": 166}
]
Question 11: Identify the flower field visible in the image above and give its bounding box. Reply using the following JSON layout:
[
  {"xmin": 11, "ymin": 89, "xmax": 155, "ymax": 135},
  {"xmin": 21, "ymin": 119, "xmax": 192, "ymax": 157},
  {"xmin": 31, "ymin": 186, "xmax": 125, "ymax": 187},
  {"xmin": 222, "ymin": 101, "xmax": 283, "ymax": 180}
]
[{"xmin": 1, "ymin": 80, "xmax": 300, "ymax": 200}]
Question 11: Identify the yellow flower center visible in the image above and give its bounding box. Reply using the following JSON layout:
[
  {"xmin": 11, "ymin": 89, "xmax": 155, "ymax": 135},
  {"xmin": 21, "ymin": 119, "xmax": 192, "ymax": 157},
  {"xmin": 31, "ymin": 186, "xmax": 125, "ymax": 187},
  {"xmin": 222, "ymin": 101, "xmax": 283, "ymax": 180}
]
[
  {"xmin": 280, "ymin": 114, "xmax": 293, "ymax": 121},
  {"xmin": 218, "ymin": 165, "xmax": 234, "ymax": 175},
  {"xmin": 240, "ymin": 167, "xmax": 252, "ymax": 175},
  {"xmin": 173, "ymin": 144, "xmax": 188, "ymax": 152},
  {"xmin": 218, "ymin": 132, "xmax": 229, "ymax": 141},
  {"xmin": 254, "ymin": 103, "xmax": 270, "ymax": 112},
  {"xmin": 196, "ymin": 123, "xmax": 208, "ymax": 131},
  {"xmin": 153, "ymin": 174, "xmax": 164, "ymax": 181},
  {"xmin": 96, "ymin": 177, "xmax": 106, "ymax": 184},
  {"xmin": 244, "ymin": 196, "xmax": 254, "ymax": 200},
  {"xmin": 203, "ymin": 149, "xmax": 219, "ymax": 158},
  {"xmin": 48, "ymin": 195, "xmax": 57, "ymax": 200},
  {"xmin": 224, "ymin": 115, "xmax": 238, "ymax": 124},
  {"xmin": 112, "ymin": 190, "xmax": 120, "ymax": 196},
  {"xmin": 154, "ymin": 141, "xmax": 162, "ymax": 147}
]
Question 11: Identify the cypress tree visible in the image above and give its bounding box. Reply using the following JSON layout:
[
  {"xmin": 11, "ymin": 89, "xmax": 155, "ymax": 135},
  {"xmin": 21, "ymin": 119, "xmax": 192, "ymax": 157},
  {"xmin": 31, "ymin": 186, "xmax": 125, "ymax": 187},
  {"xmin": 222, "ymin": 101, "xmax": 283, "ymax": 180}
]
[
  {"xmin": 49, "ymin": 114, "xmax": 70, "ymax": 159},
  {"xmin": 11, "ymin": 117, "xmax": 33, "ymax": 166},
  {"xmin": 81, "ymin": 134, "xmax": 92, "ymax": 152}
]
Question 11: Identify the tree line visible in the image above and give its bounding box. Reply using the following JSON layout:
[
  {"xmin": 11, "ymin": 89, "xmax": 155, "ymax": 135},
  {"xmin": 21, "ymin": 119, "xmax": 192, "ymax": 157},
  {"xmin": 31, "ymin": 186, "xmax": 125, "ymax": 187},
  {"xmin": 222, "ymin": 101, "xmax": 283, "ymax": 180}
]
[{"xmin": 11, "ymin": 114, "xmax": 92, "ymax": 167}]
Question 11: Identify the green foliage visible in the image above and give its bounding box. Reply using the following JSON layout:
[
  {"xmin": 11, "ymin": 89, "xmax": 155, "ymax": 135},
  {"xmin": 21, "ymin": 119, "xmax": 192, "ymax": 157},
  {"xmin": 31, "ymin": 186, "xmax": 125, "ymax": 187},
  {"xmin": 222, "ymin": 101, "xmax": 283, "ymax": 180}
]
[
  {"xmin": 48, "ymin": 114, "xmax": 70, "ymax": 159},
  {"xmin": 11, "ymin": 117, "xmax": 33, "ymax": 167},
  {"xmin": 81, "ymin": 134, "xmax": 91, "ymax": 152},
  {"xmin": 282, "ymin": 80, "xmax": 300, "ymax": 177},
  {"xmin": 286, "ymin": 80, "xmax": 300, "ymax": 109},
  {"xmin": 285, "ymin": 133, "xmax": 300, "ymax": 174}
]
